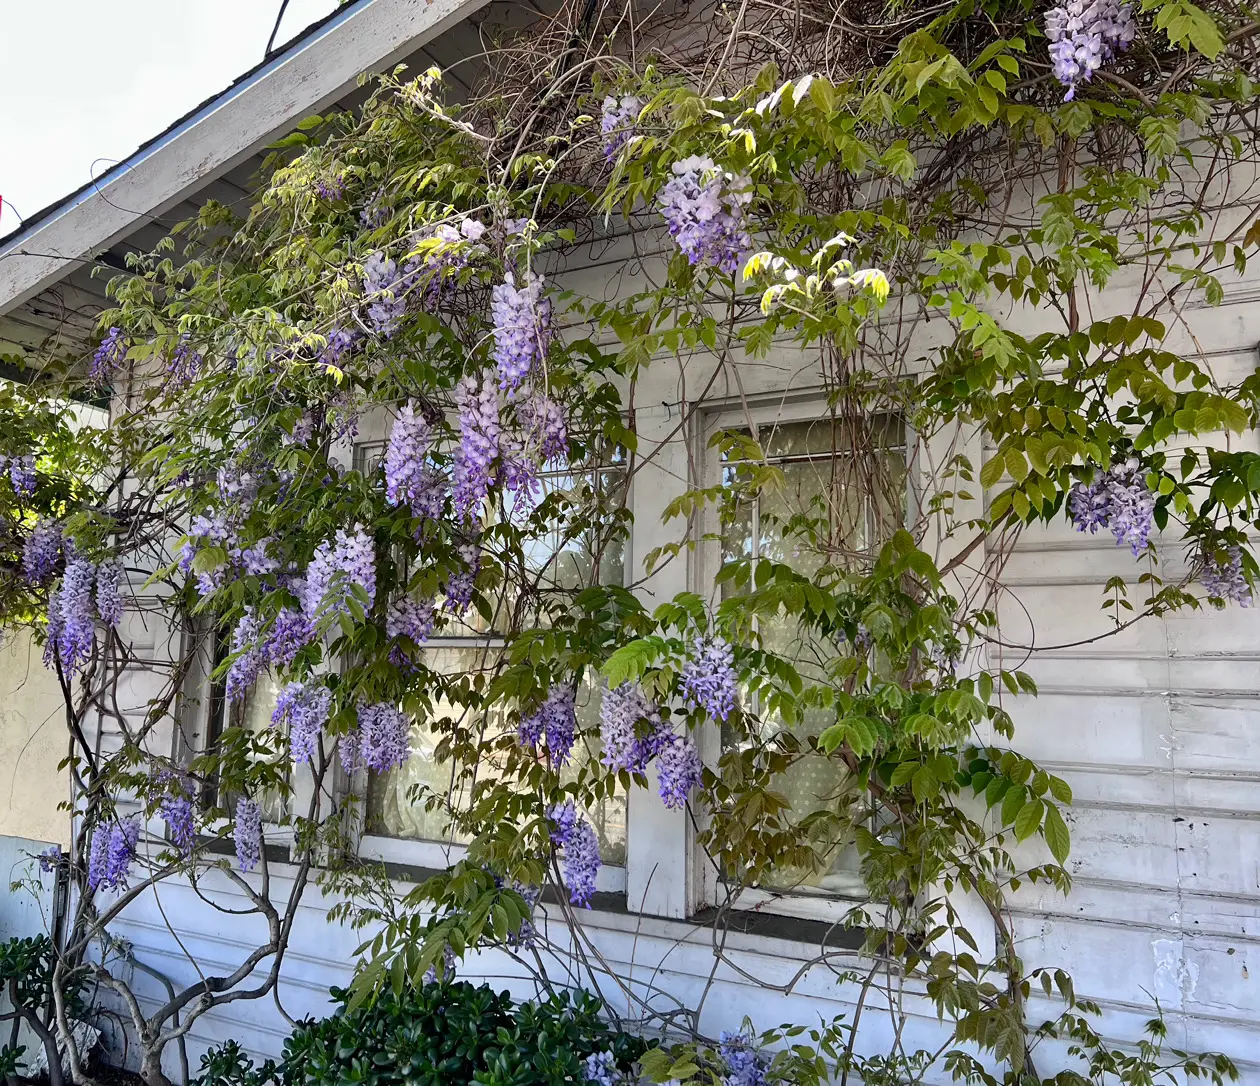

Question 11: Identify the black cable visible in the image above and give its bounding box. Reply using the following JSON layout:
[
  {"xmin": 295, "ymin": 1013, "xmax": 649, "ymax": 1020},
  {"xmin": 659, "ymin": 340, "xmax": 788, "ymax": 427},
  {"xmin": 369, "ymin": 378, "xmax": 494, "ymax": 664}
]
[{"xmin": 264, "ymin": 0, "xmax": 293, "ymax": 58}]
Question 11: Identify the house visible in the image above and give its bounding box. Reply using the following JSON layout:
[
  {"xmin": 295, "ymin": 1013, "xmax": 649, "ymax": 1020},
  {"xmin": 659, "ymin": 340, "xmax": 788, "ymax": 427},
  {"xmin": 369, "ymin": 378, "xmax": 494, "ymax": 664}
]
[{"xmin": 1, "ymin": 0, "xmax": 1258, "ymax": 1080}]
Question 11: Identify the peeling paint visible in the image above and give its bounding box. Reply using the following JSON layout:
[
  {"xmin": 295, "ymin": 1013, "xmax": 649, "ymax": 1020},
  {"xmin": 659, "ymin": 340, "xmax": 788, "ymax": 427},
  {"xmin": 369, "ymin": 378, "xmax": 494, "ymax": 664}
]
[{"xmin": 1152, "ymin": 938, "xmax": 1199, "ymax": 1008}]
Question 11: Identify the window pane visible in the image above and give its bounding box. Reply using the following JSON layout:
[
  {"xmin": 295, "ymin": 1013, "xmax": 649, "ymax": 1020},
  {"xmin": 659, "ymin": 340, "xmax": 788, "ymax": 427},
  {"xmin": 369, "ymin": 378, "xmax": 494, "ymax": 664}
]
[
  {"xmin": 720, "ymin": 418, "xmax": 904, "ymax": 894},
  {"xmin": 204, "ymin": 666, "xmax": 289, "ymax": 823}
]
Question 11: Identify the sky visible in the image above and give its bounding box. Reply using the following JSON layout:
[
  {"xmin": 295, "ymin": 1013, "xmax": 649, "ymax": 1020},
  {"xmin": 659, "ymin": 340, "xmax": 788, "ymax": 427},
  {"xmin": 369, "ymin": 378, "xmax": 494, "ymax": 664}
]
[{"xmin": 0, "ymin": 1, "xmax": 339, "ymax": 237}]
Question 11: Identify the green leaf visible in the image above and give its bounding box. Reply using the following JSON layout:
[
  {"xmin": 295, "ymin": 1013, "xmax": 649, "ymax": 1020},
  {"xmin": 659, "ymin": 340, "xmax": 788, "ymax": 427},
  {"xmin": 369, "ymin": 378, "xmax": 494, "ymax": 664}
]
[
  {"xmin": 1043, "ymin": 803, "xmax": 1071, "ymax": 862},
  {"xmin": 980, "ymin": 454, "xmax": 1005, "ymax": 489},
  {"xmin": 1014, "ymin": 797, "xmax": 1045, "ymax": 840}
]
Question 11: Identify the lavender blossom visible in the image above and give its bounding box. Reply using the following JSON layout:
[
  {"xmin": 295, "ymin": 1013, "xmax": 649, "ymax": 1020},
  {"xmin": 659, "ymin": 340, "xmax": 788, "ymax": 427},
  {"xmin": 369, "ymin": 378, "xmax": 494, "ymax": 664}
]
[
  {"xmin": 444, "ymin": 543, "xmax": 480, "ymax": 612},
  {"xmin": 600, "ymin": 95, "xmax": 642, "ymax": 162},
  {"xmin": 656, "ymin": 733, "xmax": 703, "ymax": 809},
  {"xmin": 161, "ymin": 793, "xmax": 196, "ymax": 855},
  {"xmin": 490, "ymin": 272, "xmax": 551, "ymax": 391},
  {"xmin": 385, "ymin": 403, "xmax": 444, "ymax": 519},
  {"xmin": 453, "ymin": 371, "xmax": 500, "ymax": 522},
  {"xmin": 1201, "ymin": 545, "xmax": 1252, "ymax": 607},
  {"xmin": 225, "ymin": 608, "xmax": 264, "ymax": 703},
  {"xmin": 658, "ymin": 157, "xmax": 752, "ymax": 275},
  {"xmin": 360, "ymin": 190, "xmax": 390, "ymax": 228},
  {"xmin": 338, "ymin": 733, "xmax": 362, "ymax": 775},
  {"xmin": 719, "ymin": 1031, "xmax": 769, "ymax": 1086},
  {"xmin": 7, "ymin": 454, "xmax": 36, "ymax": 495},
  {"xmin": 272, "ymin": 680, "xmax": 333, "ymax": 765},
  {"xmin": 584, "ymin": 1050, "xmax": 623, "ymax": 1086},
  {"xmin": 87, "ymin": 818, "xmax": 140, "ymax": 892},
  {"xmin": 91, "ymin": 327, "xmax": 128, "ymax": 385},
  {"xmin": 95, "ymin": 561, "xmax": 124, "ymax": 629},
  {"xmin": 1107, "ymin": 464, "xmax": 1155, "ymax": 555},
  {"xmin": 599, "ymin": 683, "xmax": 665, "ymax": 774},
  {"xmin": 1068, "ymin": 476, "xmax": 1110, "ymax": 532},
  {"xmin": 315, "ymin": 173, "xmax": 346, "ymax": 201},
  {"xmin": 356, "ymin": 702, "xmax": 410, "ymax": 772},
  {"xmin": 423, "ymin": 943, "xmax": 458, "ymax": 985},
  {"xmin": 320, "ymin": 327, "xmax": 361, "ymax": 368},
  {"xmin": 300, "ymin": 525, "xmax": 377, "ymax": 627},
  {"xmin": 23, "ymin": 519, "xmax": 62, "ymax": 584},
  {"xmin": 681, "ymin": 637, "xmax": 739, "ymax": 722},
  {"xmin": 37, "ymin": 845, "xmax": 61, "ymax": 874},
  {"xmin": 547, "ymin": 800, "xmax": 601, "ymax": 907},
  {"xmin": 518, "ymin": 686, "xmax": 577, "ymax": 766},
  {"xmin": 168, "ymin": 336, "xmax": 203, "ymax": 389},
  {"xmin": 363, "ymin": 252, "xmax": 406, "ymax": 337},
  {"xmin": 410, "ymin": 218, "xmax": 485, "ymax": 307},
  {"xmin": 54, "ymin": 558, "xmax": 97, "ymax": 676},
  {"xmin": 1046, "ymin": 0, "xmax": 1136, "ymax": 100},
  {"xmin": 263, "ymin": 606, "xmax": 314, "ymax": 669},
  {"xmin": 518, "ymin": 391, "xmax": 569, "ymax": 463},
  {"xmin": 234, "ymin": 798, "xmax": 262, "ymax": 872},
  {"xmin": 386, "ymin": 594, "xmax": 435, "ymax": 667}
]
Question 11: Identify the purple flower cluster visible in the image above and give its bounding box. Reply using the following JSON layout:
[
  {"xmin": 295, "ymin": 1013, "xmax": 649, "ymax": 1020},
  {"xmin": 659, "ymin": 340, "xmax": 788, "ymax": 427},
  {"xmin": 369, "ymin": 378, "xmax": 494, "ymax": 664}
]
[
  {"xmin": 518, "ymin": 686, "xmax": 577, "ymax": 766},
  {"xmin": 681, "ymin": 638, "xmax": 739, "ymax": 722},
  {"xmin": 444, "ymin": 542, "xmax": 480, "ymax": 612},
  {"xmin": 272, "ymin": 680, "xmax": 333, "ymax": 764},
  {"xmin": 1068, "ymin": 462, "xmax": 1155, "ymax": 555},
  {"xmin": 583, "ymin": 1050, "xmax": 623, "ymax": 1086},
  {"xmin": 360, "ymin": 190, "xmax": 390, "ymax": 229},
  {"xmin": 656, "ymin": 733, "xmax": 703, "ymax": 809},
  {"xmin": 412, "ymin": 218, "xmax": 486, "ymax": 307},
  {"xmin": 385, "ymin": 403, "xmax": 445, "ymax": 519},
  {"xmin": 168, "ymin": 336, "xmax": 203, "ymax": 389},
  {"xmin": 363, "ymin": 252, "xmax": 406, "ymax": 337},
  {"xmin": 518, "ymin": 391, "xmax": 570, "ymax": 463},
  {"xmin": 719, "ymin": 1031, "xmax": 769, "ymax": 1086},
  {"xmin": 225, "ymin": 608, "xmax": 265, "ymax": 703},
  {"xmin": 161, "ymin": 792, "xmax": 196, "ymax": 855},
  {"xmin": 91, "ymin": 327, "xmax": 128, "ymax": 385},
  {"xmin": 490, "ymin": 272, "xmax": 551, "ymax": 391},
  {"xmin": 234, "ymin": 798, "xmax": 263, "ymax": 872},
  {"xmin": 547, "ymin": 800, "xmax": 601, "ymax": 907},
  {"xmin": 422, "ymin": 943, "xmax": 458, "ymax": 985},
  {"xmin": 1201, "ymin": 545, "xmax": 1252, "ymax": 607},
  {"xmin": 50, "ymin": 557, "xmax": 98, "ymax": 676},
  {"xmin": 658, "ymin": 157, "xmax": 752, "ymax": 275},
  {"xmin": 386, "ymin": 594, "xmax": 435, "ymax": 667},
  {"xmin": 599, "ymin": 683, "xmax": 666, "ymax": 774},
  {"xmin": 23, "ymin": 519, "xmax": 62, "ymax": 584},
  {"xmin": 0, "ymin": 454, "xmax": 36, "ymax": 495},
  {"xmin": 320, "ymin": 327, "xmax": 362, "ymax": 369},
  {"xmin": 88, "ymin": 817, "xmax": 140, "ymax": 892},
  {"xmin": 600, "ymin": 95, "xmax": 642, "ymax": 162},
  {"xmin": 453, "ymin": 371, "xmax": 501, "ymax": 522},
  {"xmin": 96, "ymin": 561, "xmax": 124, "ymax": 629},
  {"xmin": 346, "ymin": 702, "xmax": 411, "ymax": 773},
  {"xmin": 1046, "ymin": 0, "xmax": 1136, "ymax": 100},
  {"xmin": 315, "ymin": 173, "xmax": 346, "ymax": 201},
  {"xmin": 300, "ymin": 525, "xmax": 377, "ymax": 627},
  {"xmin": 263, "ymin": 607, "xmax": 314, "ymax": 670},
  {"xmin": 37, "ymin": 845, "xmax": 61, "ymax": 873}
]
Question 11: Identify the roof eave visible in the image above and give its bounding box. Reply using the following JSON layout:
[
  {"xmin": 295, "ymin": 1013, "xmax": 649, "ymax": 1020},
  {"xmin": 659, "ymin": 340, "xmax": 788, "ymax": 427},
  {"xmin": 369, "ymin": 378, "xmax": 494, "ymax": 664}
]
[{"xmin": 0, "ymin": 0, "xmax": 490, "ymax": 319}]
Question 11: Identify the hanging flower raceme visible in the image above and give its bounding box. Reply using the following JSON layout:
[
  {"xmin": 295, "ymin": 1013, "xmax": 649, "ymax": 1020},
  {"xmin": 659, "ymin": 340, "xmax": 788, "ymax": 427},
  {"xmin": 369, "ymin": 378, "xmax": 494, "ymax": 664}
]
[
  {"xmin": 681, "ymin": 637, "xmax": 739, "ymax": 722},
  {"xmin": 600, "ymin": 95, "xmax": 642, "ymax": 162},
  {"xmin": 90, "ymin": 327, "xmax": 129, "ymax": 385},
  {"xmin": 422, "ymin": 943, "xmax": 459, "ymax": 985},
  {"xmin": 263, "ymin": 607, "xmax": 314, "ymax": 669},
  {"xmin": 96, "ymin": 561, "xmax": 124, "ymax": 629},
  {"xmin": 160, "ymin": 792, "xmax": 196, "ymax": 855},
  {"xmin": 87, "ymin": 817, "xmax": 140, "ymax": 892},
  {"xmin": 547, "ymin": 800, "xmax": 601, "ymax": 907},
  {"xmin": 490, "ymin": 272, "xmax": 551, "ymax": 391},
  {"xmin": 444, "ymin": 542, "xmax": 480, "ymax": 613},
  {"xmin": 363, "ymin": 252, "xmax": 406, "ymax": 337},
  {"xmin": 1045, "ymin": 0, "xmax": 1136, "ymax": 100},
  {"xmin": 23, "ymin": 519, "xmax": 62, "ymax": 585},
  {"xmin": 51, "ymin": 557, "xmax": 98, "ymax": 677},
  {"xmin": 272, "ymin": 680, "xmax": 333, "ymax": 765},
  {"xmin": 656, "ymin": 733, "xmax": 703, "ymax": 809},
  {"xmin": 518, "ymin": 391, "xmax": 569, "ymax": 463},
  {"xmin": 518, "ymin": 686, "xmax": 577, "ymax": 766},
  {"xmin": 0, "ymin": 453, "xmax": 36, "ymax": 495},
  {"xmin": 234, "ymin": 798, "xmax": 263, "ymax": 872},
  {"xmin": 452, "ymin": 371, "xmax": 501, "ymax": 522},
  {"xmin": 658, "ymin": 156, "xmax": 752, "ymax": 275},
  {"xmin": 300, "ymin": 525, "xmax": 377, "ymax": 627},
  {"xmin": 354, "ymin": 702, "xmax": 410, "ymax": 773},
  {"xmin": 411, "ymin": 218, "xmax": 486, "ymax": 307},
  {"xmin": 385, "ymin": 594, "xmax": 435, "ymax": 667},
  {"xmin": 225, "ymin": 608, "xmax": 265, "ymax": 703},
  {"xmin": 599, "ymin": 683, "xmax": 666, "ymax": 774},
  {"xmin": 168, "ymin": 335, "xmax": 203, "ymax": 389},
  {"xmin": 384, "ymin": 403, "xmax": 445, "ymax": 519},
  {"xmin": 583, "ymin": 1050, "xmax": 625, "ymax": 1086},
  {"xmin": 1201, "ymin": 545, "xmax": 1252, "ymax": 607},
  {"xmin": 1068, "ymin": 461, "xmax": 1154, "ymax": 555},
  {"xmin": 718, "ymin": 1031, "xmax": 770, "ymax": 1086}
]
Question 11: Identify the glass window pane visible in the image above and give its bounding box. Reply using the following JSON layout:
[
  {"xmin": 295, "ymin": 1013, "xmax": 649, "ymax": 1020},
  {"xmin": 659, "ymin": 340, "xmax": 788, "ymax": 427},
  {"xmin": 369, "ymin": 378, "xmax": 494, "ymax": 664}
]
[{"xmin": 719, "ymin": 417, "xmax": 904, "ymax": 894}]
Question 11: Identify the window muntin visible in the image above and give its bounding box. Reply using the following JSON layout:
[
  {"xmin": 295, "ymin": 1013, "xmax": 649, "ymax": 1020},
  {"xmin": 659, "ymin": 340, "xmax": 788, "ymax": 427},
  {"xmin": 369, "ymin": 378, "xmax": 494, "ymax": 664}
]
[{"xmin": 718, "ymin": 415, "xmax": 905, "ymax": 896}]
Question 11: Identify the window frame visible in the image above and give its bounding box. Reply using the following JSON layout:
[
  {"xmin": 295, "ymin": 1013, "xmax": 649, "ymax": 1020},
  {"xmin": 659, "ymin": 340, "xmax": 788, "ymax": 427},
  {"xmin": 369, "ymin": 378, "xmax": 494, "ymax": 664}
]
[{"xmin": 693, "ymin": 395, "xmax": 910, "ymax": 920}]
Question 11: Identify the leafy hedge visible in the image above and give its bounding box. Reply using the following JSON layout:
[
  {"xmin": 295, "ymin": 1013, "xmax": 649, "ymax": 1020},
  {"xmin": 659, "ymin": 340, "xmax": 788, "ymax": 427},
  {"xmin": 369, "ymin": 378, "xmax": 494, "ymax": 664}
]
[{"xmin": 193, "ymin": 981, "xmax": 649, "ymax": 1086}]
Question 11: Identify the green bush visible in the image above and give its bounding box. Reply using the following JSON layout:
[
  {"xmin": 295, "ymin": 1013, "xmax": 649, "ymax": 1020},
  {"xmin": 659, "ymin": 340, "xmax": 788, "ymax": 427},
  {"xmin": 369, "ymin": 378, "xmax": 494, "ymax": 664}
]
[{"xmin": 193, "ymin": 982, "xmax": 650, "ymax": 1086}]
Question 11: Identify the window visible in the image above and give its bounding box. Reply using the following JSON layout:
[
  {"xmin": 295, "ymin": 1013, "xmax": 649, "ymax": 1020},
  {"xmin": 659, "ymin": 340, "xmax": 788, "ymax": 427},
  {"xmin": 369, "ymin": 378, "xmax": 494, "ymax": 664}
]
[
  {"xmin": 713, "ymin": 411, "xmax": 905, "ymax": 899},
  {"xmin": 353, "ymin": 442, "xmax": 628, "ymax": 882}
]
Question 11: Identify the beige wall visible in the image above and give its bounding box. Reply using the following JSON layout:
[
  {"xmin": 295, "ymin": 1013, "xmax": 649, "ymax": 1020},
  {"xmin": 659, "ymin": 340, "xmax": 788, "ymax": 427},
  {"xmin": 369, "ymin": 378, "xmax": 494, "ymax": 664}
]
[{"xmin": 0, "ymin": 629, "xmax": 67, "ymax": 843}]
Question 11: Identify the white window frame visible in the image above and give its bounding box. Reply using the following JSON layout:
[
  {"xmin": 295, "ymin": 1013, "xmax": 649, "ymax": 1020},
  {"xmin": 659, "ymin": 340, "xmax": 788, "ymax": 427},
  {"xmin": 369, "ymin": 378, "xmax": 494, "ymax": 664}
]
[{"xmin": 692, "ymin": 393, "xmax": 908, "ymax": 921}]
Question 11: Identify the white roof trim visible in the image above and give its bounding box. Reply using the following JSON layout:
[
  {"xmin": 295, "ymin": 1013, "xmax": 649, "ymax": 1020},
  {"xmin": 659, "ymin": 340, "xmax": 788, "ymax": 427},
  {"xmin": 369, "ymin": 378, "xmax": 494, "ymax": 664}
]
[{"xmin": 0, "ymin": 0, "xmax": 489, "ymax": 318}]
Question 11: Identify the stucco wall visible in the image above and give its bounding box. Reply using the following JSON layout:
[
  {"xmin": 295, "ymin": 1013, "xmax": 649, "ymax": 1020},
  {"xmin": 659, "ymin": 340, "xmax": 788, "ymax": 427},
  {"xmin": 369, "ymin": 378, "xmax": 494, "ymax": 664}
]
[{"xmin": 0, "ymin": 628, "xmax": 68, "ymax": 844}]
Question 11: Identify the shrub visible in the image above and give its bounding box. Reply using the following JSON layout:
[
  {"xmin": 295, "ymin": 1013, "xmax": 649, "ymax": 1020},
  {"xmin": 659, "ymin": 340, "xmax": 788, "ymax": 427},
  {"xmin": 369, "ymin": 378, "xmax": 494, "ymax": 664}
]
[{"xmin": 192, "ymin": 982, "xmax": 649, "ymax": 1086}]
